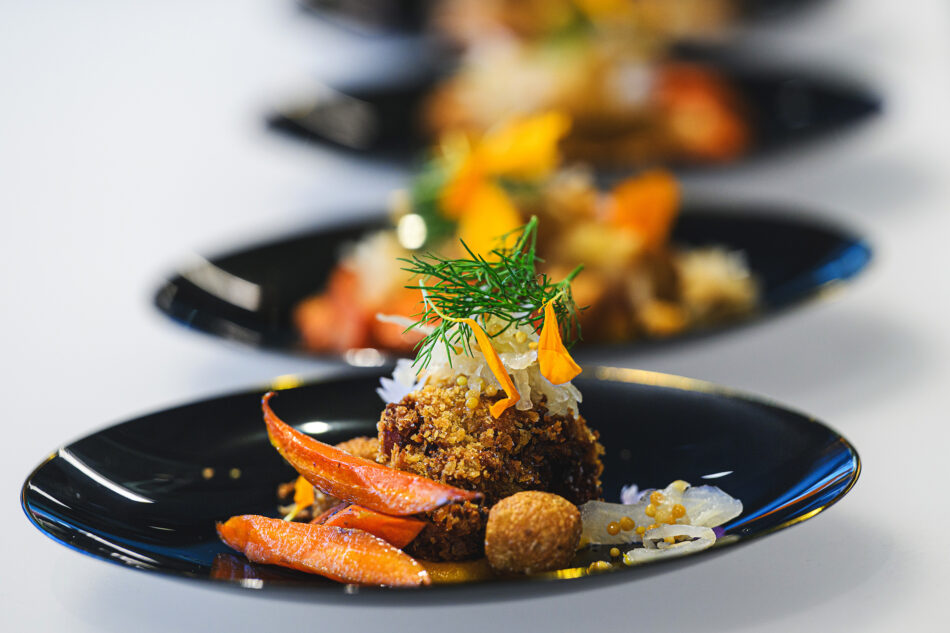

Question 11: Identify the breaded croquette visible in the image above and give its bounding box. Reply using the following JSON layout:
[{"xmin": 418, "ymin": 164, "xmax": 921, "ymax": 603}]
[{"xmin": 485, "ymin": 491, "xmax": 581, "ymax": 574}]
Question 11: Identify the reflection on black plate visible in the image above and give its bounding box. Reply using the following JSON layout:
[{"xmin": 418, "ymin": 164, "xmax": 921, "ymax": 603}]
[
  {"xmin": 297, "ymin": 0, "xmax": 825, "ymax": 36},
  {"xmin": 152, "ymin": 204, "xmax": 871, "ymax": 362},
  {"xmin": 267, "ymin": 59, "xmax": 879, "ymax": 165},
  {"xmin": 21, "ymin": 369, "xmax": 859, "ymax": 602}
]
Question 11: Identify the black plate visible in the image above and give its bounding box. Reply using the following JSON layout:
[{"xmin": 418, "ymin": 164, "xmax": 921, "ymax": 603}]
[
  {"xmin": 152, "ymin": 204, "xmax": 871, "ymax": 362},
  {"xmin": 268, "ymin": 58, "xmax": 879, "ymax": 165},
  {"xmin": 297, "ymin": 0, "xmax": 825, "ymax": 36},
  {"xmin": 21, "ymin": 368, "xmax": 859, "ymax": 603}
]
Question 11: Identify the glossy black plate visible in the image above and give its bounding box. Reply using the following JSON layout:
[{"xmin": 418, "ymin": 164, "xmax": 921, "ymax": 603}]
[
  {"xmin": 297, "ymin": 0, "xmax": 825, "ymax": 36},
  {"xmin": 21, "ymin": 368, "xmax": 859, "ymax": 602},
  {"xmin": 267, "ymin": 59, "xmax": 879, "ymax": 166},
  {"xmin": 152, "ymin": 204, "xmax": 871, "ymax": 362}
]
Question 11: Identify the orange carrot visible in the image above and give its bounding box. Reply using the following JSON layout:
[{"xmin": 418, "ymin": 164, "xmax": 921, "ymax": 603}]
[
  {"xmin": 263, "ymin": 392, "xmax": 481, "ymax": 516},
  {"xmin": 311, "ymin": 502, "xmax": 348, "ymax": 525},
  {"xmin": 320, "ymin": 504, "xmax": 426, "ymax": 549},
  {"xmin": 216, "ymin": 515, "xmax": 430, "ymax": 587}
]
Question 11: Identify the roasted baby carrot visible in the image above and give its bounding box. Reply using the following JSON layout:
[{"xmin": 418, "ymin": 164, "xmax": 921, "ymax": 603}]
[
  {"xmin": 320, "ymin": 504, "xmax": 426, "ymax": 549},
  {"xmin": 262, "ymin": 392, "xmax": 481, "ymax": 516},
  {"xmin": 216, "ymin": 515, "xmax": 430, "ymax": 587}
]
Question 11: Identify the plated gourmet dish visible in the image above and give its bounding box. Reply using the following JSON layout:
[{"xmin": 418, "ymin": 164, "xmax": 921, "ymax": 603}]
[
  {"xmin": 294, "ymin": 111, "xmax": 758, "ymax": 356},
  {"xmin": 219, "ymin": 222, "xmax": 743, "ymax": 586},
  {"xmin": 423, "ymin": 48, "xmax": 748, "ymax": 168},
  {"xmin": 433, "ymin": 0, "xmax": 736, "ymax": 47}
]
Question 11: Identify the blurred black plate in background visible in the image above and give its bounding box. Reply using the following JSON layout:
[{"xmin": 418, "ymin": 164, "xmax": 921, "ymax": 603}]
[
  {"xmin": 152, "ymin": 204, "xmax": 870, "ymax": 362},
  {"xmin": 297, "ymin": 0, "xmax": 826, "ymax": 36},
  {"xmin": 267, "ymin": 59, "xmax": 879, "ymax": 168}
]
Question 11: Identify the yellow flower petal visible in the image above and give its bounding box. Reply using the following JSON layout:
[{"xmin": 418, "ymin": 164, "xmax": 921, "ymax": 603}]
[
  {"xmin": 573, "ymin": 0, "xmax": 633, "ymax": 20},
  {"xmin": 456, "ymin": 180, "xmax": 523, "ymax": 259},
  {"xmin": 476, "ymin": 111, "xmax": 571, "ymax": 180},
  {"xmin": 538, "ymin": 301, "xmax": 582, "ymax": 385},
  {"xmin": 606, "ymin": 169, "xmax": 679, "ymax": 250}
]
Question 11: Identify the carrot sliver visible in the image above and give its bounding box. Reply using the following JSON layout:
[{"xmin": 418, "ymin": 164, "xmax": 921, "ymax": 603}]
[
  {"xmin": 263, "ymin": 392, "xmax": 481, "ymax": 516},
  {"xmin": 321, "ymin": 504, "xmax": 426, "ymax": 549},
  {"xmin": 216, "ymin": 515, "xmax": 430, "ymax": 587}
]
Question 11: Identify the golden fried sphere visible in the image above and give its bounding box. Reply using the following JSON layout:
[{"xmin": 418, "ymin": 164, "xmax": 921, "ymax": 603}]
[{"xmin": 484, "ymin": 491, "xmax": 581, "ymax": 574}]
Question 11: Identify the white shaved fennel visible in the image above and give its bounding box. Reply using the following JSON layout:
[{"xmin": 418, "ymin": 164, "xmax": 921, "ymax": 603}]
[
  {"xmin": 579, "ymin": 480, "xmax": 742, "ymax": 546},
  {"xmin": 375, "ymin": 317, "xmax": 582, "ymax": 416},
  {"xmin": 419, "ymin": 316, "xmax": 582, "ymax": 417},
  {"xmin": 624, "ymin": 525, "xmax": 717, "ymax": 565}
]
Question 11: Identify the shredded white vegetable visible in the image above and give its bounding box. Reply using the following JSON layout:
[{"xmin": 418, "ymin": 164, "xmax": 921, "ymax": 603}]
[
  {"xmin": 579, "ymin": 480, "xmax": 742, "ymax": 546},
  {"xmin": 420, "ymin": 317, "xmax": 582, "ymax": 417}
]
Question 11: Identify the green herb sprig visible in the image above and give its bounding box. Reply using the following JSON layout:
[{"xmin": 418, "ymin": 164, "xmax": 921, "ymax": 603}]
[{"xmin": 400, "ymin": 217, "xmax": 583, "ymax": 369}]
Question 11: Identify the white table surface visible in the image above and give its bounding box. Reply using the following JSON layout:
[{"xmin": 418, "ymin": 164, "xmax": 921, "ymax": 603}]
[{"xmin": 3, "ymin": 1, "xmax": 949, "ymax": 630}]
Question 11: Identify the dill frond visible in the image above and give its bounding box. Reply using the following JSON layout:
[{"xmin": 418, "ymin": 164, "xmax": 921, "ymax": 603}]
[{"xmin": 400, "ymin": 217, "xmax": 583, "ymax": 369}]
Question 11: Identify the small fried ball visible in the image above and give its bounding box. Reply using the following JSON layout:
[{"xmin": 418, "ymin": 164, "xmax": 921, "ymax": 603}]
[{"xmin": 484, "ymin": 491, "xmax": 581, "ymax": 574}]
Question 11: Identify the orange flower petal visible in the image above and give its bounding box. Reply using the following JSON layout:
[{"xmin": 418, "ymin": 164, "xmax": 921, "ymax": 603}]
[
  {"xmin": 456, "ymin": 181, "xmax": 523, "ymax": 260},
  {"xmin": 537, "ymin": 302, "xmax": 582, "ymax": 385},
  {"xmin": 293, "ymin": 475, "xmax": 315, "ymax": 508},
  {"xmin": 606, "ymin": 169, "xmax": 679, "ymax": 250},
  {"xmin": 476, "ymin": 111, "xmax": 571, "ymax": 180},
  {"xmin": 460, "ymin": 317, "xmax": 520, "ymax": 418},
  {"xmin": 440, "ymin": 154, "xmax": 483, "ymax": 220}
]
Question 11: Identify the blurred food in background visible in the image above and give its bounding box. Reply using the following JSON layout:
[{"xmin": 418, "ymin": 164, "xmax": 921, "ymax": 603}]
[
  {"xmin": 300, "ymin": 0, "xmax": 813, "ymax": 39},
  {"xmin": 424, "ymin": 54, "xmax": 748, "ymax": 167},
  {"xmin": 294, "ymin": 112, "xmax": 758, "ymax": 355},
  {"xmin": 277, "ymin": 0, "xmax": 878, "ymax": 168},
  {"xmin": 432, "ymin": 0, "xmax": 735, "ymax": 47},
  {"xmin": 397, "ymin": 0, "xmax": 751, "ymax": 166}
]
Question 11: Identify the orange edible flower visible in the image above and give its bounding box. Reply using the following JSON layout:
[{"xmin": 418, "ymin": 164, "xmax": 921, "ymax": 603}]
[
  {"xmin": 459, "ymin": 317, "xmax": 520, "ymax": 418},
  {"xmin": 440, "ymin": 112, "xmax": 571, "ymax": 259},
  {"xmin": 607, "ymin": 169, "xmax": 679, "ymax": 250},
  {"xmin": 293, "ymin": 475, "xmax": 315, "ymax": 509},
  {"xmin": 475, "ymin": 111, "xmax": 571, "ymax": 180},
  {"xmin": 537, "ymin": 301, "xmax": 582, "ymax": 385},
  {"xmin": 456, "ymin": 180, "xmax": 523, "ymax": 259}
]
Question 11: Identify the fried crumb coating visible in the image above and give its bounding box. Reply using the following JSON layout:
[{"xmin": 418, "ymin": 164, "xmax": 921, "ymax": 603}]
[
  {"xmin": 485, "ymin": 491, "xmax": 581, "ymax": 574},
  {"xmin": 408, "ymin": 501, "xmax": 489, "ymax": 561},
  {"xmin": 335, "ymin": 436, "xmax": 381, "ymax": 462},
  {"xmin": 378, "ymin": 383, "xmax": 604, "ymax": 560}
]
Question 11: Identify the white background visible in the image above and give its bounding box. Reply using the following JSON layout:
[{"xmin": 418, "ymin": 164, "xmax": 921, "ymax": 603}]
[{"xmin": 3, "ymin": 1, "xmax": 949, "ymax": 630}]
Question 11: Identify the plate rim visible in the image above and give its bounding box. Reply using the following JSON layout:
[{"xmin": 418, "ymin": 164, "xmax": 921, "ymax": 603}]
[{"xmin": 21, "ymin": 367, "xmax": 861, "ymax": 602}]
